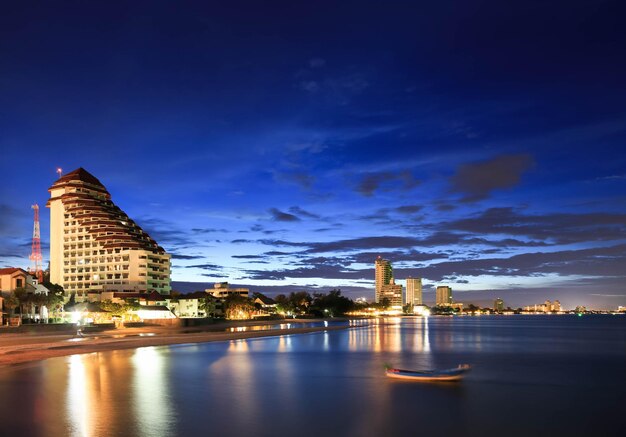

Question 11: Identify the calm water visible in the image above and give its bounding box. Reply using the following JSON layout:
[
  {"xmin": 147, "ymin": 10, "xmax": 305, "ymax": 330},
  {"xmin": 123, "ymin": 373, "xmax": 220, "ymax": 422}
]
[{"xmin": 0, "ymin": 316, "xmax": 624, "ymax": 437}]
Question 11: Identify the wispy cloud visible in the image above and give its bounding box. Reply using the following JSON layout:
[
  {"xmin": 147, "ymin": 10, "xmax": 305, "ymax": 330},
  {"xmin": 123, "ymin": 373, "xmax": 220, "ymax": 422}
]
[
  {"xmin": 269, "ymin": 208, "xmax": 301, "ymax": 222},
  {"xmin": 356, "ymin": 170, "xmax": 420, "ymax": 197}
]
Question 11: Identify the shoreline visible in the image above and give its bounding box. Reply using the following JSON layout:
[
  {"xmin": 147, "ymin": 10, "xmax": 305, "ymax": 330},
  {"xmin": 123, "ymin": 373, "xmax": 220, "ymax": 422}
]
[{"xmin": 0, "ymin": 320, "xmax": 353, "ymax": 367}]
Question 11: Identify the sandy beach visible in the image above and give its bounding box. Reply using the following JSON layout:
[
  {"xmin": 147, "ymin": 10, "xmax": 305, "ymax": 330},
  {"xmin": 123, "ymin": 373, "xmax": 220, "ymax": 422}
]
[{"xmin": 0, "ymin": 320, "xmax": 351, "ymax": 367}]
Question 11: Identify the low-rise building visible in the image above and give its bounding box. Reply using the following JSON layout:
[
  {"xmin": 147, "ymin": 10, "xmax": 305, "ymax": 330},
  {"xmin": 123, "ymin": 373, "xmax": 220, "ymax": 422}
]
[
  {"xmin": 207, "ymin": 282, "xmax": 249, "ymax": 299},
  {"xmin": 0, "ymin": 268, "xmax": 30, "ymax": 292},
  {"xmin": 171, "ymin": 292, "xmax": 222, "ymax": 318},
  {"xmin": 380, "ymin": 280, "xmax": 403, "ymax": 308},
  {"xmin": 254, "ymin": 295, "xmax": 277, "ymax": 314}
]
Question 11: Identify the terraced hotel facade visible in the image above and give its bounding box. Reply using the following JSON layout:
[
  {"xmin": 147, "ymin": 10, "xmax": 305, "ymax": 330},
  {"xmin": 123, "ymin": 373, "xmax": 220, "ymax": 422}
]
[{"xmin": 47, "ymin": 168, "xmax": 171, "ymax": 301}]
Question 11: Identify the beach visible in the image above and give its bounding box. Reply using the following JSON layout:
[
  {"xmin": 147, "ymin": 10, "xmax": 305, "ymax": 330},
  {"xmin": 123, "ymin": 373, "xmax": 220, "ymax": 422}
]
[{"xmin": 0, "ymin": 319, "xmax": 351, "ymax": 366}]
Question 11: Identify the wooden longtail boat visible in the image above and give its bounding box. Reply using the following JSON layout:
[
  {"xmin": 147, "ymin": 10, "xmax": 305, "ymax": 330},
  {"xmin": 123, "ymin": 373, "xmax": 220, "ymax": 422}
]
[{"xmin": 385, "ymin": 364, "xmax": 471, "ymax": 382}]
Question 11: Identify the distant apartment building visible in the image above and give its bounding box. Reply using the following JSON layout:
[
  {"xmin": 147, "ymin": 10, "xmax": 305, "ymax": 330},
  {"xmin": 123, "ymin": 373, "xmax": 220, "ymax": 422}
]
[
  {"xmin": 494, "ymin": 298, "xmax": 505, "ymax": 312},
  {"xmin": 374, "ymin": 256, "xmax": 393, "ymax": 303},
  {"xmin": 523, "ymin": 300, "xmax": 562, "ymax": 313},
  {"xmin": 436, "ymin": 286, "xmax": 452, "ymax": 306},
  {"xmin": 206, "ymin": 282, "xmax": 249, "ymax": 298},
  {"xmin": 405, "ymin": 277, "xmax": 422, "ymax": 305},
  {"xmin": 47, "ymin": 168, "xmax": 171, "ymax": 301}
]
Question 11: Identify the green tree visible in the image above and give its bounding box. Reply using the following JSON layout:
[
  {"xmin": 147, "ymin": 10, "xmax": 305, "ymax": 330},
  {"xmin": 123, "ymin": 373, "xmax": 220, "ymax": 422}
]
[
  {"xmin": 311, "ymin": 289, "xmax": 354, "ymax": 317},
  {"xmin": 274, "ymin": 294, "xmax": 292, "ymax": 315},
  {"xmin": 99, "ymin": 300, "xmax": 128, "ymax": 318},
  {"xmin": 289, "ymin": 291, "xmax": 312, "ymax": 315},
  {"xmin": 223, "ymin": 294, "xmax": 255, "ymax": 320},
  {"xmin": 43, "ymin": 284, "xmax": 66, "ymax": 322},
  {"xmin": 3, "ymin": 293, "xmax": 19, "ymax": 318},
  {"xmin": 13, "ymin": 287, "xmax": 36, "ymax": 320},
  {"xmin": 200, "ymin": 296, "xmax": 217, "ymax": 318}
]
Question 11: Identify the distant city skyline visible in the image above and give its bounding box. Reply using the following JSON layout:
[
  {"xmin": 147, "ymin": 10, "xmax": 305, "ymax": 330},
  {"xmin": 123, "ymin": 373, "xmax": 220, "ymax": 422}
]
[{"xmin": 1, "ymin": 1, "xmax": 625, "ymax": 309}]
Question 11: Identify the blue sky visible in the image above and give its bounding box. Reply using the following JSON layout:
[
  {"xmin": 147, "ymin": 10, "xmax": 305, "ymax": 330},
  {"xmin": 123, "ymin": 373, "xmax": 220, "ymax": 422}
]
[{"xmin": 1, "ymin": 0, "xmax": 625, "ymax": 308}]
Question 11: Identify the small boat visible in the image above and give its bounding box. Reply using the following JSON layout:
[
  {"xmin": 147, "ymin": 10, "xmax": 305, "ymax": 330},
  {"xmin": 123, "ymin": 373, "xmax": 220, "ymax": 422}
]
[{"xmin": 385, "ymin": 364, "xmax": 471, "ymax": 382}]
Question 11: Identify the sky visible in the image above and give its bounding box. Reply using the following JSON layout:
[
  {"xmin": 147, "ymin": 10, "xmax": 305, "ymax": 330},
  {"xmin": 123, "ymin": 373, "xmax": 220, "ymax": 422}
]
[{"xmin": 1, "ymin": 0, "xmax": 625, "ymax": 309}]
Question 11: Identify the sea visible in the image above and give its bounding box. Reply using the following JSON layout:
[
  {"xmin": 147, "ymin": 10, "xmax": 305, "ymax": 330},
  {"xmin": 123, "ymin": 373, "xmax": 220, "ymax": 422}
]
[{"xmin": 0, "ymin": 315, "xmax": 624, "ymax": 437}]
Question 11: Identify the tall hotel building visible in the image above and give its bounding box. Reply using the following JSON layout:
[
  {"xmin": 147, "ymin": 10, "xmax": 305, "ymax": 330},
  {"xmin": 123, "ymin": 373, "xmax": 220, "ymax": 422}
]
[
  {"xmin": 47, "ymin": 168, "xmax": 171, "ymax": 301},
  {"xmin": 436, "ymin": 285, "xmax": 452, "ymax": 306},
  {"xmin": 405, "ymin": 277, "xmax": 423, "ymax": 305},
  {"xmin": 374, "ymin": 256, "xmax": 393, "ymax": 303},
  {"xmin": 374, "ymin": 256, "xmax": 403, "ymax": 306}
]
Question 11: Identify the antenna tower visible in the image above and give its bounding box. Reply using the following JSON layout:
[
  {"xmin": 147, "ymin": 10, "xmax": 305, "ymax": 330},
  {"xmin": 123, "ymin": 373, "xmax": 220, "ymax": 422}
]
[{"xmin": 29, "ymin": 204, "xmax": 44, "ymax": 283}]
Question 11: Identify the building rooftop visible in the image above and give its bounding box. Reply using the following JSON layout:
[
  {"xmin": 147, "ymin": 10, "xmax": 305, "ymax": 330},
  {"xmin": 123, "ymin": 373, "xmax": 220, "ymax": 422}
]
[
  {"xmin": 0, "ymin": 267, "xmax": 28, "ymax": 276},
  {"xmin": 51, "ymin": 167, "xmax": 106, "ymax": 189}
]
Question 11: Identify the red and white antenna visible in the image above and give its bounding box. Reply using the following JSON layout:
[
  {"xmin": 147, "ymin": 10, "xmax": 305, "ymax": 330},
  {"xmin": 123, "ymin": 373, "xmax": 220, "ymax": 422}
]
[{"xmin": 29, "ymin": 204, "xmax": 44, "ymax": 283}]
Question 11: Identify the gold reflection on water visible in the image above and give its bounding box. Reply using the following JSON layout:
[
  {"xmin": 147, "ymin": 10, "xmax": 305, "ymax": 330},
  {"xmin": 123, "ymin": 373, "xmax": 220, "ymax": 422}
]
[
  {"xmin": 132, "ymin": 347, "xmax": 173, "ymax": 437},
  {"xmin": 66, "ymin": 354, "xmax": 91, "ymax": 437},
  {"xmin": 63, "ymin": 352, "xmax": 134, "ymax": 437},
  {"xmin": 423, "ymin": 316, "xmax": 431, "ymax": 353},
  {"xmin": 276, "ymin": 334, "xmax": 292, "ymax": 353},
  {"xmin": 223, "ymin": 340, "xmax": 260, "ymax": 427}
]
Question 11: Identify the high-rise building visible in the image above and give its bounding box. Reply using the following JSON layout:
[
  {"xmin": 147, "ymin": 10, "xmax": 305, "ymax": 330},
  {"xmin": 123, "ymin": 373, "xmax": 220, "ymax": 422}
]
[
  {"xmin": 47, "ymin": 168, "xmax": 171, "ymax": 301},
  {"xmin": 494, "ymin": 298, "xmax": 504, "ymax": 312},
  {"xmin": 436, "ymin": 285, "xmax": 452, "ymax": 306},
  {"xmin": 374, "ymin": 256, "xmax": 393, "ymax": 303},
  {"xmin": 405, "ymin": 277, "xmax": 422, "ymax": 305}
]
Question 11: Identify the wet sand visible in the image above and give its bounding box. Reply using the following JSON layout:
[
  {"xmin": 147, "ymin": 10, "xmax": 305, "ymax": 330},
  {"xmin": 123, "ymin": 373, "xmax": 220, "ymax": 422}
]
[{"xmin": 0, "ymin": 322, "xmax": 350, "ymax": 366}]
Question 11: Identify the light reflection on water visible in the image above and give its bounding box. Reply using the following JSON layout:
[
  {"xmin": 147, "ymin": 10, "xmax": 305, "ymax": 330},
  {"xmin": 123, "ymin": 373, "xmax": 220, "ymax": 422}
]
[
  {"xmin": 0, "ymin": 316, "xmax": 625, "ymax": 437},
  {"xmin": 132, "ymin": 347, "xmax": 173, "ymax": 437},
  {"xmin": 66, "ymin": 354, "xmax": 90, "ymax": 437}
]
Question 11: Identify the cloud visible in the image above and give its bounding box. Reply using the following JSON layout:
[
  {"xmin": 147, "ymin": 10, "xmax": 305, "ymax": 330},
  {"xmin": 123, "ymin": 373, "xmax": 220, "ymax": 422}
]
[
  {"xmin": 273, "ymin": 171, "xmax": 315, "ymax": 189},
  {"xmin": 0, "ymin": 204, "xmax": 24, "ymax": 237},
  {"xmin": 263, "ymin": 250, "xmax": 293, "ymax": 256},
  {"xmin": 296, "ymin": 69, "xmax": 370, "ymax": 104},
  {"xmin": 232, "ymin": 254, "xmax": 263, "ymax": 259},
  {"xmin": 170, "ymin": 253, "xmax": 205, "ymax": 260},
  {"xmin": 356, "ymin": 170, "xmax": 420, "ymax": 196},
  {"xmin": 288, "ymin": 206, "xmax": 320, "ymax": 219},
  {"xmin": 394, "ymin": 244, "xmax": 626, "ymax": 282},
  {"xmin": 450, "ymin": 154, "xmax": 533, "ymax": 202},
  {"xmin": 435, "ymin": 203, "xmax": 456, "ymax": 212},
  {"xmin": 394, "ymin": 205, "xmax": 423, "ymax": 214},
  {"xmin": 350, "ymin": 250, "xmax": 449, "ymax": 264},
  {"xmin": 184, "ymin": 263, "xmax": 223, "ymax": 271},
  {"xmin": 301, "ymin": 236, "xmax": 424, "ymax": 253},
  {"xmin": 191, "ymin": 228, "xmax": 228, "ymax": 234},
  {"xmin": 243, "ymin": 264, "xmax": 370, "ymax": 281},
  {"xmin": 443, "ymin": 208, "xmax": 626, "ymax": 244},
  {"xmin": 135, "ymin": 216, "xmax": 194, "ymax": 248},
  {"xmin": 269, "ymin": 208, "xmax": 301, "ymax": 222},
  {"xmin": 255, "ymin": 233, "xmax": 547, "ymax": 256}
]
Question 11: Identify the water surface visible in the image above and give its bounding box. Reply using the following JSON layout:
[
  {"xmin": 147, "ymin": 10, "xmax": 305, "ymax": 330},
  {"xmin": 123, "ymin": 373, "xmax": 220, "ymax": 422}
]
[{"xmin": 0, "ymin": 316, "xmax": 624, "ymax": 437}]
